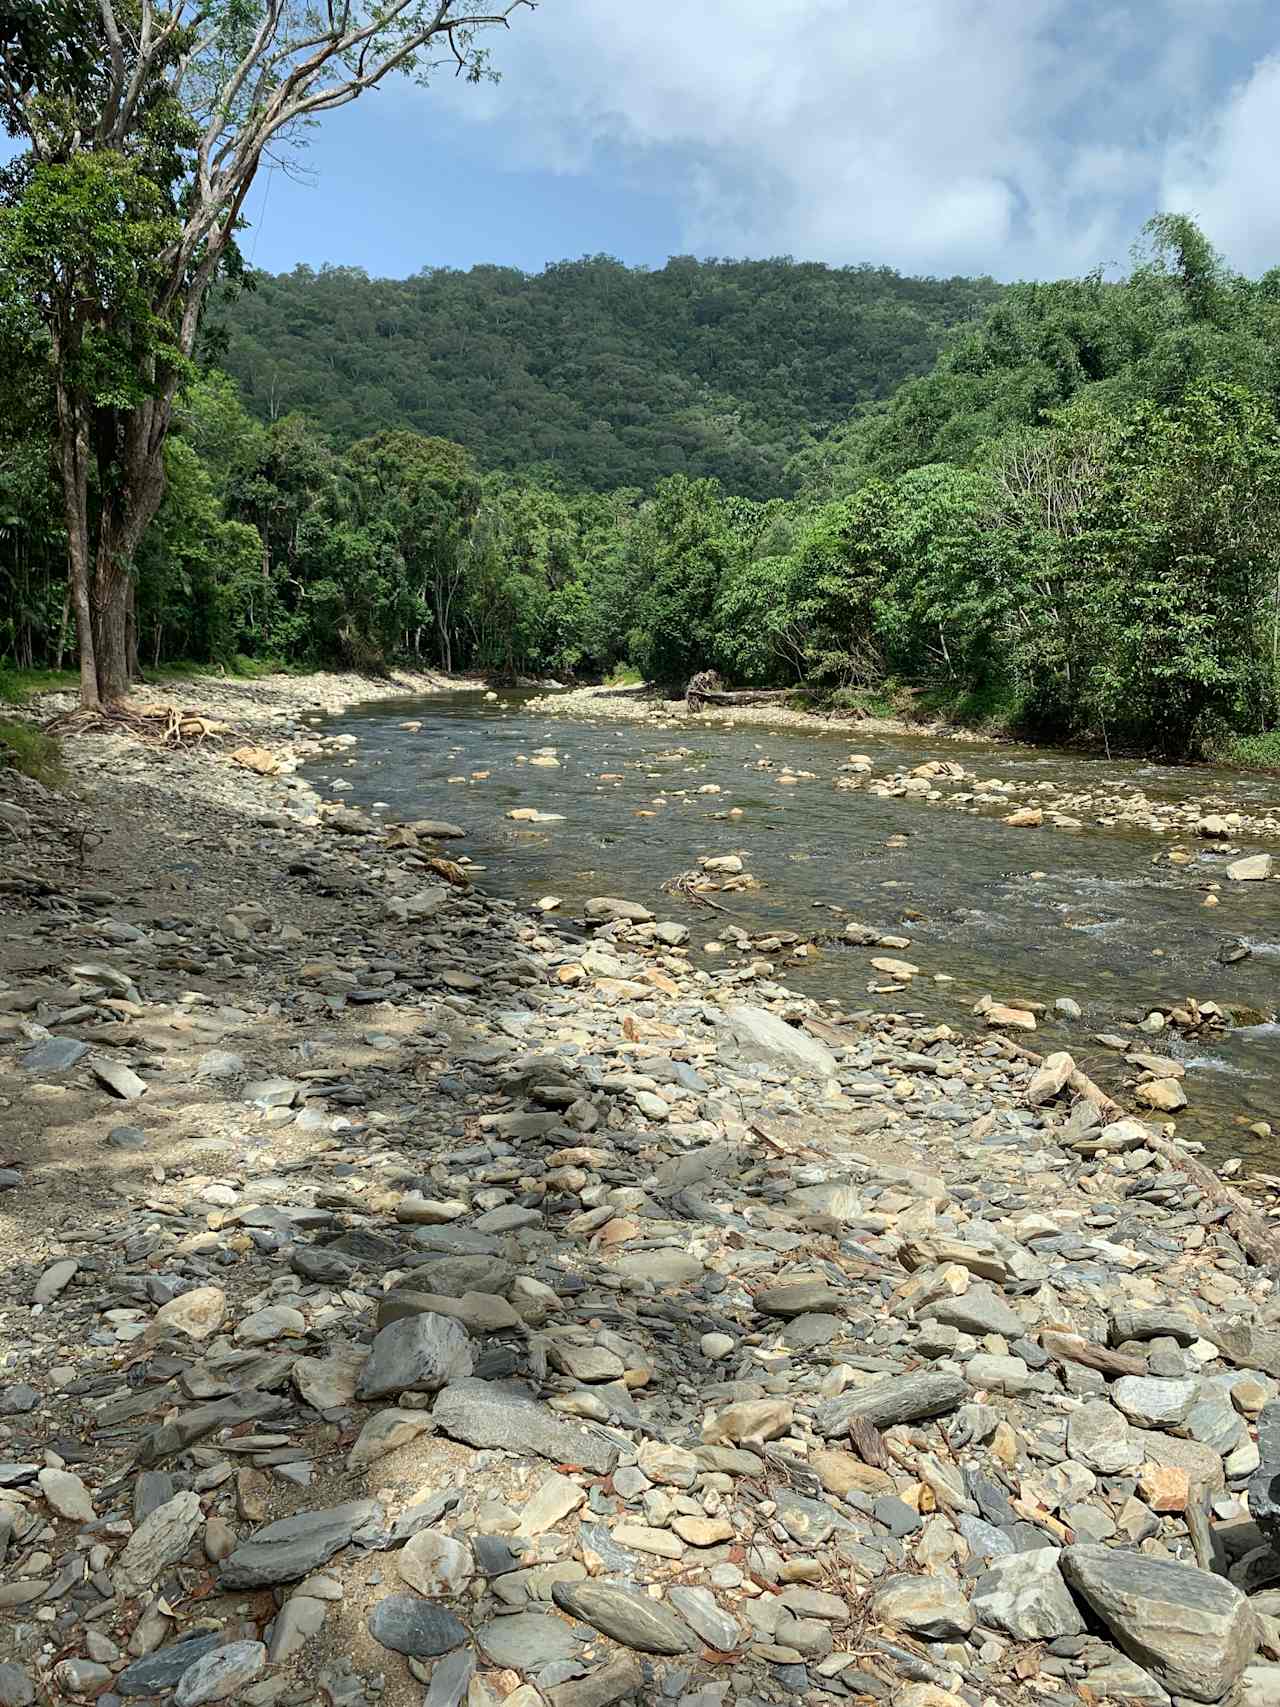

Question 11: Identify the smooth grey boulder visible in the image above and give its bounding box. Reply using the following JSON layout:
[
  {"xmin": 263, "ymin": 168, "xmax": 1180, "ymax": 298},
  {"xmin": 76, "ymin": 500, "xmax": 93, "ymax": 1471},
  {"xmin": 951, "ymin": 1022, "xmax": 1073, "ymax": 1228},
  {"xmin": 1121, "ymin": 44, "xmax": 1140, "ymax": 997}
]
[
  {"xmin": 367, "ymin": 1594, "xmax": 468, "ymax": 1657},
  {"xmin": 1061, "ymin": 1544, "xmax": 1260, "ymax": 1703},
  {"xmin": 432, "ymin": 1378, "xmax": 619, "ymax": 1474}
]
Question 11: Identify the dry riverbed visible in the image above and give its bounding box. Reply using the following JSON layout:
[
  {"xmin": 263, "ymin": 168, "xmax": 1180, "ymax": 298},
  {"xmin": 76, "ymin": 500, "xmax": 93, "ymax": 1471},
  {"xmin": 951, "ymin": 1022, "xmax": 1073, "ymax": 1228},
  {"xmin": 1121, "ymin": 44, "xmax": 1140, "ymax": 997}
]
[{"xmin": 3, "ymin": 675, "xmax": 1280, "ymax": 1707}]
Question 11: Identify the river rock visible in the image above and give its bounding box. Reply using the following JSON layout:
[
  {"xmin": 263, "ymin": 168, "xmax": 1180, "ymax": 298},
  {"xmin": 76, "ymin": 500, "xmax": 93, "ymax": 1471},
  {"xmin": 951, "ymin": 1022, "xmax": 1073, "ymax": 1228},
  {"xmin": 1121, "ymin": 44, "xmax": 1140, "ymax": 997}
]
[
  {"xmin": 1249, "ymin": 1400, "xmax": 1280, "ymax": 1540},
  {"xmin": 424, "ymin": 1648, "xmax": 476, "ymax": 1707},
  {"xmin": 970, "ymin": 1549, "xmax": 1085, "ymax": 1639},
  {"xmin": 0, "ymin": 1664, "xmax": 34, "ymax": 1707},
  {"xmin": 38, "ymin": 1466, "xmax": 94, "ymax": 1522},
  {"xmin": 552, "ymin": 1581, "xmax": 695, "ymax": 1653},
  {"xmin": 115, "ymin": 1490, "xmax": 203, "ymax": 1594},
  {"xmin": 268, "ymin": 1595, "xmax": 328, "ymax": 1663},
  {"xmin": 432, "ymin": 1378, "xmax": 619, "ymax": 1473},
  {"xmin": 357, "ymin": 1310, "xmax": 473, "ymax": 1398},
  {"xmin": 1026, "ymin": 1051, "xmax": 1075, "ymax": 1105},
  {"xmin": 173, "ymin": 1641, "xmax": 267, "ymax": 1706},
  {"xmin": 584, "ymin": 897, "xmax": 652, "ymax": 923},
  {"xmin": 397, "ymin": 1529, "xmax": 474, "ymax": 1596},
  {"xmin": 410, "ymin": 819, "xmax": 466, "ymax": 839},
  {"xmin": 755, "ymin": 1279, "xmax": 844, "ymax": 1317},
  {"xmin": 1061, "ymin": 1544, "xmax": 1260, "ymax": 1702},
  {"xmin": 667, "ymin": 1585, "xmax": 743, "ymax": 1652},
  {"xmin": 347, "ymin": 1406, "xmax": 434, "ymax": 1470},
  {"xmin": 1228, "ymin": 854, "xmax": 1273, "ymax": 881},
  {"xmin": 115, "ymin": 1635, "xmax": 225, "ymax": 1697},
  {"xmin": 365, "ymin": 1595, "xmax": 466, "ymax": 1660},
  {"xmin": 922, "ymin": 1286, "xmax": 1023, "ymax": 1338},
  {"xmin": 815, "ymin": 1371, "xmax": 969, "ymax": 1434},
  {"xmin": 1067, "ymin": 1400, "xmax": 1142, "ymax": 1473},
  {"xmin": 478, "ymin": 1610, "xmax": 582, "ymax": 1668},
  {"xmin": 220, "ymin": 1498, "xmax": 382, "ymax": 1587},
  {"xmin": 872, "ymin": 1575, "xmax": 974, "ymax": 1638},
  {"xmin": 715, "ymin": 1004, "xmax": 836, "ymax": 1075},
  {"xmin": 155, "ymin": 1285, "xmax": 227, "ymax": 1341},
  {"xmin": 32, "ymin": 1258, "xmax": 78, "ymax": 1305},
  {"xmin": 1111, "ymin": 1376, "xmax": 1199, "ymax": 1429}
]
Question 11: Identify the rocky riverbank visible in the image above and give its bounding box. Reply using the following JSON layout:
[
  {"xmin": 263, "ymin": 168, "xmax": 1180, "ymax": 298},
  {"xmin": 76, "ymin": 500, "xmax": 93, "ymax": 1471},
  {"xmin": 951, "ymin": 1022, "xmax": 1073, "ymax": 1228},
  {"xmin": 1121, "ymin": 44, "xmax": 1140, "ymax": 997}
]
[
  {"xmin": 528, "ymin": 683, "xmax": 938, "ymax": 740},
  {"xmin": 4, "ymin": 680, "xmax": 1280, "ymax": 1707}
]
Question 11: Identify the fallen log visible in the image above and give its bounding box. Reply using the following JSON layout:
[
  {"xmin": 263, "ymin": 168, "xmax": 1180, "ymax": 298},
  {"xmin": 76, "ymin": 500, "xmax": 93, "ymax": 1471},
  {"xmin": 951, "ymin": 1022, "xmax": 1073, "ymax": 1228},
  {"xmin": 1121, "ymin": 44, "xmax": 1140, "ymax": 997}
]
[{"xmin": 687, "ymin": 688, "xmax": 791, "ymax": 710}]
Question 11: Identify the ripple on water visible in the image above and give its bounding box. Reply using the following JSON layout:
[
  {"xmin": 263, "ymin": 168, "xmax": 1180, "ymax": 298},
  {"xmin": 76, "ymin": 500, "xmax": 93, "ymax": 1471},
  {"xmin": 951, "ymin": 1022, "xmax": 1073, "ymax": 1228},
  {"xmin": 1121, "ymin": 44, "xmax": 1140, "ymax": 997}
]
[{"xmin": 1181, "ymin": 1054, "xmax": 1254, "ymax": 1077}]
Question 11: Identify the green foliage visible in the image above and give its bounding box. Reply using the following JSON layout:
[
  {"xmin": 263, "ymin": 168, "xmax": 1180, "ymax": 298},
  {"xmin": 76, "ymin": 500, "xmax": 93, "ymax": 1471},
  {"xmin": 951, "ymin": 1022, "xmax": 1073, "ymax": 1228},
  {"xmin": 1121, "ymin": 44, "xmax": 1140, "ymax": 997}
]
[
  {"xmin": 3, "ymin": 207, "xmax": 1280, "ymax": 761},
  {"xmin": 624, "ymin": 476, "xmax": 737, "ymax": 688},
  {"xmin": 221, "ymin": 257, "xmax": 1002, "ymax": 498},
  {"xmin": 1220, "ymin": 730, "xmax": 1280, "ymax": 772}
]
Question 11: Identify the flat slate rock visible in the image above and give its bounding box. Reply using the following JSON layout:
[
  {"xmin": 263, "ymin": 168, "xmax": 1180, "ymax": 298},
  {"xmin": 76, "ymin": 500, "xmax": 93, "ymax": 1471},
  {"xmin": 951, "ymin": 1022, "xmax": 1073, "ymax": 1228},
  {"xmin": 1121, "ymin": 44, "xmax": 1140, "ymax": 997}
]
[
  {"xmin": 116, "ymin": 1634, "xmax": 224, "ymax": 1697},
  {"xmin": 21, "ymin": 1037, "xmax": 90, "ymax": 1073},
  {"xmin": 551, "ymin": 1581, "xmax": 695, "ymax": 1654},
  {"xmin": 433, "ymin": 1378, "xmax": 619, "ymax": 1474},
  {"xmin": 1061, "ymin": 1543, "xmax": 1260, "ymax": 1703},
  {"xmin": 220, "ymin": 1498, "xmax": 383, "ymax": 1588},
  {"xmin": 367, "ymin": 1593, "xmax": 468, "ymax": 1657},
  {"xmin": 478, "ymin": 1611, "xmax": 582, "ymax": 1668},
  {"xmin": 715, "ymin": 1004, "xmax": 836, "ymax": 1077}
]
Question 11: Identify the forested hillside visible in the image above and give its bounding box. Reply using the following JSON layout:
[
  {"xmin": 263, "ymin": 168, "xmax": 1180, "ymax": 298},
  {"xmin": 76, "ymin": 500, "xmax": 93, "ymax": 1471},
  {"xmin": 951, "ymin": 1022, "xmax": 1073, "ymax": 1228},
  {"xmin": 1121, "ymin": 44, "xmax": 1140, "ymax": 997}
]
[
  {"xmin": 6, "ymin": 209, "xmax": 1280, "ymax": 760},
  {"xmin": 220, "ymin": 256, "xmax": 1002, "ymax": 496}
]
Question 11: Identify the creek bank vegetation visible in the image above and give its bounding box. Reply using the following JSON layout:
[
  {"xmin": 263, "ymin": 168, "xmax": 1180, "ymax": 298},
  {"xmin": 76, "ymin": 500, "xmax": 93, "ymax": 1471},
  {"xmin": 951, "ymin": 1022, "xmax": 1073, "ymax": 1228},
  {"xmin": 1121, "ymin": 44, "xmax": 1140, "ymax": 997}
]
[{"xmin": 5, "ymin": 211, "xmax": 1280, "ymax": 764}]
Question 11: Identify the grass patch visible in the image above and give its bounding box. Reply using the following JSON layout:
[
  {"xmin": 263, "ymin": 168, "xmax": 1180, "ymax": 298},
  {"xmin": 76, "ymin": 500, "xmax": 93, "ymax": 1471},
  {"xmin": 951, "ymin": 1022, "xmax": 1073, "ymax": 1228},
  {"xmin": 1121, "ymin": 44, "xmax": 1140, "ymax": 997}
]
[
  {"xmin": 1218, "ymin": 729, "xmax": 1280, "ymax": 772},
  {"xmin": 0, "ymin": 666, "xmax": 80, "ymax": 706},
  {"xmin": 604, "ymin": 663, "xmax": 643, "ymax": 687},
  {"xmin": 0, "ymin": 718, "xmax": 64, "ymax": 786}
]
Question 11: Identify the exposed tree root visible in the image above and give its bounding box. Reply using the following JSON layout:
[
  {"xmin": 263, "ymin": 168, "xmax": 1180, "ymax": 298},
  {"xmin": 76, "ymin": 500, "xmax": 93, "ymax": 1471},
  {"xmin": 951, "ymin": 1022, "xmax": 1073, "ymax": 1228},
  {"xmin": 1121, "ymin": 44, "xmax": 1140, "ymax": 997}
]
[{"xmin": 46, "ymin": 699, "xmax": 235, "ymax": 748}]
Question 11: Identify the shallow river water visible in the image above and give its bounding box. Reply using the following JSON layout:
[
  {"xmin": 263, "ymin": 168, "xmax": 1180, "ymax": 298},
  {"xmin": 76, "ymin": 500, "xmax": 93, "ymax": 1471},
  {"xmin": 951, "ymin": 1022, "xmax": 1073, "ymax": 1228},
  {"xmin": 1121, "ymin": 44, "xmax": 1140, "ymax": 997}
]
[{"xmin": 309, "ymin": 689, "xmax": 1280, "ymax": 1159}]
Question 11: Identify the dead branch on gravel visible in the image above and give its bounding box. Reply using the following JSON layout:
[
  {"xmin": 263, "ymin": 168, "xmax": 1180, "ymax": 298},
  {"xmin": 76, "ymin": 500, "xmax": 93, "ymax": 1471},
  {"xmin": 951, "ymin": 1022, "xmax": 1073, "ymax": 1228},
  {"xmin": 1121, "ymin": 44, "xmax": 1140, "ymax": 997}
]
[{"xmin": 662, "ymin": 868, "xmax": 729, "ymax": 911}]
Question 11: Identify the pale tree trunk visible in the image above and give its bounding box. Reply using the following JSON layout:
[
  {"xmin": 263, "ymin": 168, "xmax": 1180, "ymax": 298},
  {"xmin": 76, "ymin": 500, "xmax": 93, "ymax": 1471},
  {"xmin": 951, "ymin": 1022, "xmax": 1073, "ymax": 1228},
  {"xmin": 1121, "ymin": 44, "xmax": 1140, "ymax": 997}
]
[{"xmin": 54, "ymin": 367, "xmax": 100, "ymax": 711}]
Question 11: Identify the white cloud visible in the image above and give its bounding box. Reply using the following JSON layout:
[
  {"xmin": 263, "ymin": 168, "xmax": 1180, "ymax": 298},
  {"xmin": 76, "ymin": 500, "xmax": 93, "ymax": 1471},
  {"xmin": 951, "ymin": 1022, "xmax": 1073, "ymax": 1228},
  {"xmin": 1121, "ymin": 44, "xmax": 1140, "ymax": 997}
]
[
  {"xmin": 1162, "ymin": 54, "xmax": 1280, "ymax": 274},
  {"xmin": 436, "ymin": 0, "xmax": 1279, "ymax": 277}
]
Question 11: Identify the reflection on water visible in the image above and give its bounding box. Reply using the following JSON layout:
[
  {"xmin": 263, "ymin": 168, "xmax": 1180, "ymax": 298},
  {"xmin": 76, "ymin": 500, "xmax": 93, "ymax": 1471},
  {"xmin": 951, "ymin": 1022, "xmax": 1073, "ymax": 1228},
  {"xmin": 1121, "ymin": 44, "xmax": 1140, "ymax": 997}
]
[{"xmin": 307, "ymin": 689, "xmax": 1280, "ymax": 1163}]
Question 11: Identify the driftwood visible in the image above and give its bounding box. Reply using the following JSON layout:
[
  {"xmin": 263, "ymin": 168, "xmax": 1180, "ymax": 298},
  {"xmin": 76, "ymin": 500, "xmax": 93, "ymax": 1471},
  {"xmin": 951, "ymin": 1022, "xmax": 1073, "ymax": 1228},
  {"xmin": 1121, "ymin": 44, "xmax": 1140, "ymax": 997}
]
[
  {"xmin": 1013, "ymin": 1038, "xmax": 1280, "ymax": 1271},
  {"xmin": 1147, "ymin": 1133, "xmax": 1280, "ymax": 1271},
  {"xmin": 684, "ymin": 668, "xmax": 791, "ymax": 712},
  {"xmin": 689, "ymin": 688, "xmax": 790, "ymax": 710},
  {"xmin": 1040, "ymin": 1331, "xmax": 1147, "ymax": 1380}
]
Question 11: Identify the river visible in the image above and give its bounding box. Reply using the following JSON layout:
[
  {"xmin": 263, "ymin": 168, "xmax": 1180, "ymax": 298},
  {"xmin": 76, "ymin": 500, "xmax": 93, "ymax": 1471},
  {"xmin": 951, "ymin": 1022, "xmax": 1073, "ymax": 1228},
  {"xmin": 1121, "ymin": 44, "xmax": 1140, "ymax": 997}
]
[{"xmin": 307, "ymin": 688, "xmax": 1280, "ymax": 1163}]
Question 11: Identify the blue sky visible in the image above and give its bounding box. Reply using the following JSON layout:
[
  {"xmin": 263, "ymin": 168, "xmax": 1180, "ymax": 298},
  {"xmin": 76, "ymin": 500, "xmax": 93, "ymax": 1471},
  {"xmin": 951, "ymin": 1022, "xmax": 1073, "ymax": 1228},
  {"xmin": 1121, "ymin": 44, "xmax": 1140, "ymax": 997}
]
[
  {"xmin": 248, "ymin": 0, "xmax": 1280, "ymax": 284},
  {"xmin": 17, "ymin": 1, "xmax": 1280, "ymax": 283}
]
